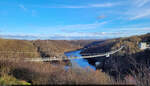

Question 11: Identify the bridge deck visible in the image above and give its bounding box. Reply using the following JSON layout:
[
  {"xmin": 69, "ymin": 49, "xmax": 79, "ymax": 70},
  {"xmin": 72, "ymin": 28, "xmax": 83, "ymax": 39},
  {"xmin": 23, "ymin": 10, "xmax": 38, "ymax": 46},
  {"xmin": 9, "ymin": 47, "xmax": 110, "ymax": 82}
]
[{"xmin": 24, "ymin": 46, "xmax": 125, "ymax": 62}]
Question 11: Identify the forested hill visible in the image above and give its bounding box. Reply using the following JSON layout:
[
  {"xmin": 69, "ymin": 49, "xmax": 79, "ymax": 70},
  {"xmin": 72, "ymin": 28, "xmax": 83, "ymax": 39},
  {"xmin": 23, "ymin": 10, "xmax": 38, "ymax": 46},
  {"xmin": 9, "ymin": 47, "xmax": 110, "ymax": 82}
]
[
  {"xmin": 0, "ymin": 38, "xmax": 111, "ymax": 85},
  {"xmin": 80, "ymin": 33, "xmax": 150, "ymax": 79},
  {"xmin": 0, "ymin": 39, "xmax": 95, "ymax": 59},
  {"xmin": 81, "ymin": 33, "xmax": 150, "ymax": 55},
  {"xmin": 0, "ymin": 39, "xmax": 40, "ymax": 59}
]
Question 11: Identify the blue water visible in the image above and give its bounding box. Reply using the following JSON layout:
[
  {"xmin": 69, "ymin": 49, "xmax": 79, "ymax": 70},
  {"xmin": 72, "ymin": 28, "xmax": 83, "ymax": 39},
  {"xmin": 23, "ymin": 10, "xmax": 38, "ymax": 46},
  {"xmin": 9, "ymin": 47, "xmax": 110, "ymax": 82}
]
[{"xmin": 65, "ymin": 50, "xmax": 96, "ymax": 70}]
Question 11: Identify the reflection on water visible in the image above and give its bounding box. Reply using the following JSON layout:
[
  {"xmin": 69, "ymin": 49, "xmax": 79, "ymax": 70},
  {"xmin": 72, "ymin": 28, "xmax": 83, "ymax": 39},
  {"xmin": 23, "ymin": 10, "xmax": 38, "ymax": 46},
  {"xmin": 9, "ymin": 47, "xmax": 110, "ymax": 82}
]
[{"xmin": 65, "ymin": 50, "xmax": 96, "ymax": 70}]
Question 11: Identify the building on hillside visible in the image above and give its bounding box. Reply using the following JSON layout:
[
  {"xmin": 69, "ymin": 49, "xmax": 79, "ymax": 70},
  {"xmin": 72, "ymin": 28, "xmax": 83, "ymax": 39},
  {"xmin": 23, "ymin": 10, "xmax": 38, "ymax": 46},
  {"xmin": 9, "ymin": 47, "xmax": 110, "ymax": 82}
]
[{"xmin": 139, "ymin": 42, "xmax": 150, "ymax": 50}]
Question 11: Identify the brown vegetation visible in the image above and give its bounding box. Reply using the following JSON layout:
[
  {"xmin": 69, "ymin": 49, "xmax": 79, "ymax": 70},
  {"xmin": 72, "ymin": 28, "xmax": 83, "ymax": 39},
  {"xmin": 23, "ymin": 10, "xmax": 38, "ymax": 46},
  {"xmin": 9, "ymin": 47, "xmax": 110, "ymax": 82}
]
[
  {"xmin": 33, "ymin": 40, "xmax": 82, "ymax": 57},
  {"xmin": 0, "ymin": 59, "xmax": 112, "ymax": 85},
  {"xmin": 0, "ymin": 38, "xmax": 113, "ymax": 85},
  {"xmin": 81, "ymin": 33, "xmax": 150, "ymax": 86},
  {"xmin": 0, "ymin": 39, "xmax": 40, "ymax": 59},
  {"xmin": 1, "ymin": 33, "xmax": 150, "ymax": 85}
]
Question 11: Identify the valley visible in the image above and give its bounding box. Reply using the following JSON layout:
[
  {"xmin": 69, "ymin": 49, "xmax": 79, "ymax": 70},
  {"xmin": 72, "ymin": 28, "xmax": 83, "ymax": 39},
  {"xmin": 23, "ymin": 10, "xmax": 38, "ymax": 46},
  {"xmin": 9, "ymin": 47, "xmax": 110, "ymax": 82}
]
[{"xmin": 0, "ymin": 33, "xmax": 150, "ymax": 85}]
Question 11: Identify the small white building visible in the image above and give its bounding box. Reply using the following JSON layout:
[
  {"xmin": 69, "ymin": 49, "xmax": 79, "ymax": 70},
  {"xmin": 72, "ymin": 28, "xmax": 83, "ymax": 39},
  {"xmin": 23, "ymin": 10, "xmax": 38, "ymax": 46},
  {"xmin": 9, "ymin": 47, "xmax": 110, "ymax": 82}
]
[{"xmin": 139, "ymin": 42, "xmax": 150, "ymax": 50}]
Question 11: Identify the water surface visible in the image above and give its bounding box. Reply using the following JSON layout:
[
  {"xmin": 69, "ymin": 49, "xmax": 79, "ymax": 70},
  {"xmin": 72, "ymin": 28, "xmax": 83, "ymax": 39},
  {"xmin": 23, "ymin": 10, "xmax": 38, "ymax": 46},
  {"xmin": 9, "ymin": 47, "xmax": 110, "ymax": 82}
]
[{"xmin": 65, "ymin": 50, "xmax": 96, "ymax": 70}]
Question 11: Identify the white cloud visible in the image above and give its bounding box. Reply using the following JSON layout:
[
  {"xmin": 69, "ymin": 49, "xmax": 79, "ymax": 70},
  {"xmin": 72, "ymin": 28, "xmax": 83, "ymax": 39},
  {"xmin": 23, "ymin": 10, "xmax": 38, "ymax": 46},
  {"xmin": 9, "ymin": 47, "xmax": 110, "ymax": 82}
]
[
  {"xmin": 89, "ymin": 3, "xmax": 119, "ymax": 8},
  {"xmin": 19, "ymin": 4, "xmax": 27, "ymax": 11},
  {"xmin": 134, "ymin": 0, "xmax": 150, "ymax": 7},
  {"xmin": 39, "ymin": 3, "xmax": 120, "ymax": 9},
  {"xmin": 129, "ymin": 9, "xmax": 150, "ymax": 20},
  {"xmin": 32, "ymin": 21, "xmax": 108, "ymax": 33},
  {"xmin": 18, "ymin": 4, "xmax": 37, "ymax": 17},
  {"xmin": 60, "ymin": 21, "xmax": 107, "ymax": 30},
  {"xmin": 123, "ymin": 0, "xmax": 150, "ymax": 20},
  {"xmin": 0, "ymin": 32, "xmax": 125, "ymax": 40},
  {"xmin": 0, "ymin": 21, "xmax": 111, "ymax": 40},
  {"xmin": 58, "ymin": 5, "xmax": 86, "ymax": 8},
  {"xmin": 97, "ymin": 15, "xmax": 106, "ymax": 20},
  {"xmin": 106, "ymin": 27, "xmax": 150, "ymax": 36},
  {"xmin": 118, "ymin": 27, "xmax": 150, "ymax": 32},
  {"xmin": 1, "ymin": 27, "xmax": 150, "ymax": 40}
]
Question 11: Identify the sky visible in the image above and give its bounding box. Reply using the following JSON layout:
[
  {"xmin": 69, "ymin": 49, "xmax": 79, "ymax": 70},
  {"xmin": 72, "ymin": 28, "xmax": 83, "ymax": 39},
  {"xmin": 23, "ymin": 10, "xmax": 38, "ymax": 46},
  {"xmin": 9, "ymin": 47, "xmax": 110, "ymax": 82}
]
[{"xmin": 0, "ymin": 0, "xmax": 150, "ymax": 40}]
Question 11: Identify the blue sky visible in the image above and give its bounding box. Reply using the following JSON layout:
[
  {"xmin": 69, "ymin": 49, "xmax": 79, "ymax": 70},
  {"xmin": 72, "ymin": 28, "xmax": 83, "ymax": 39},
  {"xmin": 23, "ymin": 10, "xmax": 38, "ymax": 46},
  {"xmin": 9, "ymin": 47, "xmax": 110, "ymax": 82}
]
[{"xmin": 0, "ymin": 0, "xmax": 150, "ymax": 40}]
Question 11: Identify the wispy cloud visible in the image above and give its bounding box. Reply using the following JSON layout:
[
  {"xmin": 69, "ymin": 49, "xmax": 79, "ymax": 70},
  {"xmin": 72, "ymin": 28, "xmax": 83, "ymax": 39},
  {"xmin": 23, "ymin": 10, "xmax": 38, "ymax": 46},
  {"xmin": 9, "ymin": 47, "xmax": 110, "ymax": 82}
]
[
  {"xmin": 60, "ymin": 21, "xmax": 107, "ymax": 30},
  {"xmin": 1, "ymin": 27, "xmax": 150, "ymax": 40},
  {"xmin": 118, "ymin": 27, "xmax": 150, "ymax": 32},
  {"xmin": 123, "ymin": 0, "xmax": 150, "ymax": 20},
  {"xmin": 133, "ymin": 0, "xmax": 150, "ymax": 7},
  {"xmin": 0, "ymin": 32, "xmax": 126, "ymax": 40},
  {"xmin": 89, "ymin": 3, "xmax": 119, "ymax": 8},
  {"xmin": 107, "ymin": 27, "xmax": 150, "ymax": 36},
  {"xmin": 18, "ymin": 4, "xmax": 37, "ymax": 16},
  {"xmin": 97, "ymin": 15, "xmax": 106, "ymax": 20},
  {"xmin": 32, "ymin": 21, "xmax": 108, "ymax": 33},
  {"xmin": 0, "ymin": 21, "xmax": 109, "ymax": 40},
  {"xmin": 129, "ymin": 9, "xmax": 150, "ymax": 20},
  {"xmin": 19, "ymin": 4, "xmax": 27, "ymax": 11},
  {"xmin": 38, "ymin": 3, "xmax": 120, "ymax": 9}
]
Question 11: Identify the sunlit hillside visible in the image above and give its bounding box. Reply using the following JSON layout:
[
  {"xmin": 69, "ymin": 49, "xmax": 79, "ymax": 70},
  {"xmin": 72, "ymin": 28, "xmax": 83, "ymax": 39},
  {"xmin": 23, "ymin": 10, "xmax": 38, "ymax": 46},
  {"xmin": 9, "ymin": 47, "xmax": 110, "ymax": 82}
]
[
  {"xmin": 0, "ymin": 39, "xmax": 39, "ymax": 59},
  {"xmin": 81, "ymin": 33, "xmax": 150, "ymax": 85}
]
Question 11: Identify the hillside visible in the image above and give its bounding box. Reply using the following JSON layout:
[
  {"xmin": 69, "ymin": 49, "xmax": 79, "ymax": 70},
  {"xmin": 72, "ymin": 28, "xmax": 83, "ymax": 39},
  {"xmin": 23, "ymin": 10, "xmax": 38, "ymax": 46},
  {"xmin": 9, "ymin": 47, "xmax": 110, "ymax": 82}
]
[
  {"xmin": 33, "ymin": 40, "xmax": 80, "ymax": 58},
  {"xmin": 0, "ymin": 39, "xmax": 92, "ymax": 66},
  {"xmin": 81, "ymin": 33, "xmax": 150, "ymax": 80},
  {"xmin": 67, "ymin": 40, "xmax": 100, "ymax": 47},
  {"xmin": 0, "ymin": 39, "xmax": 39, "ymax": 59},
  {"xmin": 0, "ymin": 38, "xmax": 112, "ymax": 85},
  {"xmin": 0, "ymin": 38, "xmax": 93, "ymax": 59},
  {"xmin": 32, "ymin": 40, "xmax": 96, "ymax": 58},
  {"xmin": 81, "ymin": 33, "xmax": 150, "ymax": 58}
]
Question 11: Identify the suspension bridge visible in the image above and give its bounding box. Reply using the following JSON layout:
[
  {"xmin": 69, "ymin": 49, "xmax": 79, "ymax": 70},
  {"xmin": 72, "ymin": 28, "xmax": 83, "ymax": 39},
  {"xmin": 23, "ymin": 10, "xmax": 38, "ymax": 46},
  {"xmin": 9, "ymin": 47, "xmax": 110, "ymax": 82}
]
[{"xmin": 24, "ymin": 46, "xmax": 125, "ymax": 62}]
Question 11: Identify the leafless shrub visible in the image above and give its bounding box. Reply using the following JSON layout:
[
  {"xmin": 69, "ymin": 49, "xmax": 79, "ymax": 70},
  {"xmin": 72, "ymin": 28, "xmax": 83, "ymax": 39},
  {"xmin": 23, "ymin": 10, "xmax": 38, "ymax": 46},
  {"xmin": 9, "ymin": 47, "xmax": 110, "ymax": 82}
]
[{"xmin": 0, "ymin": 59, "xmax": 112, "ymax": 85}]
